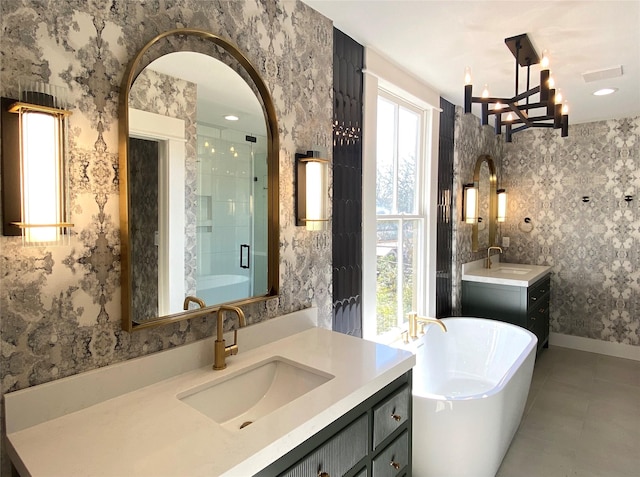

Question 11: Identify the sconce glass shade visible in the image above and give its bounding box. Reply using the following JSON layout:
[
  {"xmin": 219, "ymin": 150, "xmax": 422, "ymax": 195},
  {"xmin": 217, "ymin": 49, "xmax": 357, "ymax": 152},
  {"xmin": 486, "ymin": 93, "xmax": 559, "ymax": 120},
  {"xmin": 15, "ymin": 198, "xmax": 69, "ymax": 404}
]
[
  {"xmin": 5, "ymin": 100, "xmax": 72, "ymax": 244},
  {"xmin": 295, "ymin": 151, "xmax": 329, "ymax": 231},
  {"xmin": 497, "ymin": 189, "xmax": 507, "ymax": 222},
  {"xmin": 462, "ymin": 184, "xmax": 478, "ymax": 224},
  {"xmin": 22, "ymin": 111, "xmax": 60, "ymax": 242}
]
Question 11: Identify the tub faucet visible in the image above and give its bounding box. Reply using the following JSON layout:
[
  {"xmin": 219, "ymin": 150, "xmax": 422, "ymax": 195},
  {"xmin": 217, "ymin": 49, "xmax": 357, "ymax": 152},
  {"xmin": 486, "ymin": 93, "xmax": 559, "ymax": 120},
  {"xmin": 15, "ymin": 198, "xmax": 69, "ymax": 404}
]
[
  {"xmin": 486, "ymin": 246, "xmax": 503, "ymax": 269},
  {"xmin": 213, "ymin": 305, "xmax": 246, "ymax": 370},
  {"xmin": 408, "ymin": 312, "xmax": 447, "ymax": 338},
  {"xmin": 183, "ymin": 295, "xmax": 206, "ymax": 310}
]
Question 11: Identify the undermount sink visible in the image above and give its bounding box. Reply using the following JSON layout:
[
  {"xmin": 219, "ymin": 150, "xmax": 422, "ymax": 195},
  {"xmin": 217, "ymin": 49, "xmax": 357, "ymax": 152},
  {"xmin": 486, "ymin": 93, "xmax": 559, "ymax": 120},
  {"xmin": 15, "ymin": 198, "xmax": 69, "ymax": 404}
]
[
  {"xmin": 493, "ymin": 267, "xmax": 531, "ymax": 275},
  {"xmin": 178, "ymin": 357, "xmax": 333, "ymax": 430}
]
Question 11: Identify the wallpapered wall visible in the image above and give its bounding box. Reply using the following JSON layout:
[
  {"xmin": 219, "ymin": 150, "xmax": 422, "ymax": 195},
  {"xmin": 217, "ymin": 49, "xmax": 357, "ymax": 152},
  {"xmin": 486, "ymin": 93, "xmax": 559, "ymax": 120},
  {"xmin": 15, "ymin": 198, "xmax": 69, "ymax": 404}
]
[
  {"xmin": 0, "ymin": 0, "xmax": 333, "ymax": 442},
  {"xmin": 502, "ymin": 117, "xmax": 640, "ymax": 346},
  {"xmin": 451, "ymin": 107, "xmax": 504, "ymax": 311},
  {"xmin": 453, "ymin": 107, "xmax": 640, "ymax": 347}
]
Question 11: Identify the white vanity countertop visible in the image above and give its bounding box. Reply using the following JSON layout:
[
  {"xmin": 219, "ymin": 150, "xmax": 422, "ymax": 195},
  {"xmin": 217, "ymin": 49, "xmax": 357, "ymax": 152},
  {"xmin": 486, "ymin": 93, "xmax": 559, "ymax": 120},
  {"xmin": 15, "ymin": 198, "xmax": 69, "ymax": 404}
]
[
  {"xmin": 4, "ymin": 317, "xmax": 414, "ymax": 477},
  {"xmin": 462, "ymin": 259, "xmax": 552, "ymax": 287}
]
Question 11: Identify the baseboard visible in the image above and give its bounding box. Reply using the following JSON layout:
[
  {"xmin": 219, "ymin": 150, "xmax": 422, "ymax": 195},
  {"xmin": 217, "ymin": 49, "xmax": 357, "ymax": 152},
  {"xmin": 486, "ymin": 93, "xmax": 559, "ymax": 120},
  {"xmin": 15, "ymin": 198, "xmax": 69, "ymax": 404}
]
[{"xmin": 550, "ymin": 332, "xmax": 640, "ymax": 361}]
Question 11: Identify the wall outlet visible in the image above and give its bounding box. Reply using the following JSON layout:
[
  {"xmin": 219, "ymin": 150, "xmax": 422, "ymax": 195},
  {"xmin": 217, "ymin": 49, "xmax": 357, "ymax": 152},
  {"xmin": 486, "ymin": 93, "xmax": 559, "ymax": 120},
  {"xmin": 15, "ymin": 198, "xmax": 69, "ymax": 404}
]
[{"xmin": 502, "ymin": 236, "xmax": 510, "ymax": 247}]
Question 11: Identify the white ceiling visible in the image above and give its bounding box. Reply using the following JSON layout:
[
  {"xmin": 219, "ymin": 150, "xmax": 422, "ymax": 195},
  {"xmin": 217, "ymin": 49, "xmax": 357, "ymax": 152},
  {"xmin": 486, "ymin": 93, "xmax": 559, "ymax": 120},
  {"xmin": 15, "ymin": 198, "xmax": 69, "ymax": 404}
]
[{"xmin": 303, "ymin": 0, "xmax": 640, "ymax": 125}]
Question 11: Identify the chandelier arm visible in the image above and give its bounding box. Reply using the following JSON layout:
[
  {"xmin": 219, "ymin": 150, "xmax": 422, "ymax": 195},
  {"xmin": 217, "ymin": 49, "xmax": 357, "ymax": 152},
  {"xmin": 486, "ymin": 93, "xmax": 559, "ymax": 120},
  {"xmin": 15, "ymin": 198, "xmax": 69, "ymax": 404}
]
[
  {"xmin": 512, "ymin": 86, "xmax": 540, "ymax": 103},
  {"xmin": 516, "ymin": 101, "xmax": 550, "ymax": 111},
  {"xmin": 507, "ymin": 103, "xmax": 530, "ymax": 125},
  {"xmin": 512, "ymin": 122, "xmax": 554, "ymax": 134}
]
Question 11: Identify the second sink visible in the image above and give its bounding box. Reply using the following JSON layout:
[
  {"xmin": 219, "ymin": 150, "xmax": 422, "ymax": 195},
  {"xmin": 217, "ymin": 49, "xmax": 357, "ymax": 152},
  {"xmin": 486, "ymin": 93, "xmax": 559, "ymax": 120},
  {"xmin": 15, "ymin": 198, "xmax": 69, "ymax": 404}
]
[
  {"xmin": 178, "ymin": 357, "xmax": 333, "ymax": 430},
  {"xmin": 493, "ymin": 267, "xmax": 531, "ymax": 275}
]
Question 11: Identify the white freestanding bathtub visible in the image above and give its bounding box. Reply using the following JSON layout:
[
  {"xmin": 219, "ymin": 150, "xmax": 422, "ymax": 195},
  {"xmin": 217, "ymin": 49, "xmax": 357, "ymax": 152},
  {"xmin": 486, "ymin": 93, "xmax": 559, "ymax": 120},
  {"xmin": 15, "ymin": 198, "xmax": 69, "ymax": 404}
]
[
  {"xmin": 400, "ymin": 317, "xmax": 537, "ymax": 477},
  {"xmin": 196, "ymin": 274, "xmax": 250, "ymax": 304}
]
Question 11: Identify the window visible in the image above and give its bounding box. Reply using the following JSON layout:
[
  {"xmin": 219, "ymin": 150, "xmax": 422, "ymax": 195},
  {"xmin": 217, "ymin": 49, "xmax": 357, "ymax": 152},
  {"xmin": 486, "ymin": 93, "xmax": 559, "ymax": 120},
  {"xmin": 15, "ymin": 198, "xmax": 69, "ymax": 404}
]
[{"xmin": 367, "ymin": 91, "xmax": 430, "ymax": 340}]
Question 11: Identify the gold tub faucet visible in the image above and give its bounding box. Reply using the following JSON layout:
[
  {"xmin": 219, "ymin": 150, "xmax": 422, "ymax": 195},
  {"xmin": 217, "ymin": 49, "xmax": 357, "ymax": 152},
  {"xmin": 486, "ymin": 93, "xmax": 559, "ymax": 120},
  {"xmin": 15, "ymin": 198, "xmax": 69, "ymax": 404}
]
[
  {"xmin": 408, "ymin": 312, "xmax": 447, "ymax": 338},
  {"xmin": 183, "ymin": 296, "xmax": 206, "ymax": 310},
  {"xmin": 214, "ymin": 305, "xmax": 246, "ymax": 370}
]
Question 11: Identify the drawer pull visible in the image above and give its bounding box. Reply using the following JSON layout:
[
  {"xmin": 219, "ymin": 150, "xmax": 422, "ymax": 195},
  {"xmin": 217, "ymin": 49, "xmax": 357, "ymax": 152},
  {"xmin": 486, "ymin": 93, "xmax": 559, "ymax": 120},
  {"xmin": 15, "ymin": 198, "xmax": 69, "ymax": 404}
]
[
  {"xmin": 530, "ymin": 316, "xmax": 536, "ymax": 321},
  {"xmin": 391, "ymin": 413, "xmax": 402, "ymax": 422},
  {"xmin": 540, "ymin": 289, "xmax": 546, "ymax": 293},
  {"xmin": 531, "ymin": 296, "xmax": 537, "ymax": 301},
  {"xmin": 318, "ymin": 472, "xmax": 330, "ymax": 477},
  {"xmin": 390, "ymin": 461, "xmax": 401, "ymax": 470}
]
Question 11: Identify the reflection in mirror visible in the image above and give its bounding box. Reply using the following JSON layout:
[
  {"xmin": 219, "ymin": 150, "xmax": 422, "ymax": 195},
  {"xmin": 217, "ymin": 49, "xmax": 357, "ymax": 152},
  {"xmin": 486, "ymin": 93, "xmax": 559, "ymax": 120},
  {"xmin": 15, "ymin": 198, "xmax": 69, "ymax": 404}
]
[
  {"xmin": 477, "ymin": 161, "xmax": 490, "ymax": 246},
  {"xmin": 471, "ymin": 155, "xmax": 497, "ymax": 252},
  {"xmin": 119, "ymin": 29, "xmax": 279, "ymax": 331}
]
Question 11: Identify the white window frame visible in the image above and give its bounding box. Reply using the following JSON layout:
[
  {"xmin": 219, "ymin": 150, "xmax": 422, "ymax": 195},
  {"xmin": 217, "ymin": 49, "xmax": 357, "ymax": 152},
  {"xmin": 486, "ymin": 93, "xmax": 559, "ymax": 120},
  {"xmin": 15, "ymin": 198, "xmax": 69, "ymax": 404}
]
[{"xmin": 362, "ymin": 50, "xmax": 440, "ymax": 343}]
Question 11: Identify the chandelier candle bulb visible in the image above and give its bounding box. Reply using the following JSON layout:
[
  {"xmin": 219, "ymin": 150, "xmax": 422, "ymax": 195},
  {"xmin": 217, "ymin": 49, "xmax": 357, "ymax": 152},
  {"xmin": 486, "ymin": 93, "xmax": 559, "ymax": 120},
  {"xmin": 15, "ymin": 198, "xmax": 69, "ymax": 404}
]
[
  {"xmin": 541, "ymin": 49, "xmax": 550, "ymax": 68},
  {"xmin": 464, "ymin": 66, "xmax": 472, "ymax": 85}
]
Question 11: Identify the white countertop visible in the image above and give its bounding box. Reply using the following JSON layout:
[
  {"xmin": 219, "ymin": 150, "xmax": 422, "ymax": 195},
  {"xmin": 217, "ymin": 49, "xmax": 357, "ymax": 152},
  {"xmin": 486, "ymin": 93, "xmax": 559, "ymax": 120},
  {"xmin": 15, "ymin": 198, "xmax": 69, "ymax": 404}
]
[
  {"xmin": 4, "ymin": 313, "xmax": 414, "ymax": 477},
  {"xmin": 462, "ymin": 258, "xmax": 552, "ymax": 287}
]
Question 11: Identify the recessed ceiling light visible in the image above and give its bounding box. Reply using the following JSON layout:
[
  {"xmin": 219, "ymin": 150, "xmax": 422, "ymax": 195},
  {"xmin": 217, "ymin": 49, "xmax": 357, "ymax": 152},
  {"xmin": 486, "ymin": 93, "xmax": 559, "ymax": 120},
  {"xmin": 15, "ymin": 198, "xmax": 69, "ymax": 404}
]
[
  {"xmin": 224, "ymin": 115, "xmax": 239, "ymax": 121},
  {"xmin": 593, "ymin": 88, "xmax": 618, "ymax": 96}
]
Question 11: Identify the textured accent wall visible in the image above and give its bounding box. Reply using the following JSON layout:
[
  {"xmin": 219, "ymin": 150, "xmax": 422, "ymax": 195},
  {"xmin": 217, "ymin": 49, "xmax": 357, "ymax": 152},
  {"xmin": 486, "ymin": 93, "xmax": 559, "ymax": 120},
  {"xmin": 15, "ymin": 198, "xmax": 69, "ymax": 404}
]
[
  {"xmin": 0, "ymin": 3, "xmax": 333, "ymax": 471},
  {"xmin": 502, "ymin": 117, "xmax": 640, "ymax": 346},
  {"xmin": 332, "ymin": 28, "xmax": 363, "ymax": 336},
  {"xmin": 436, "ymin": 98, "xmax": 455, "ymax": 317}
]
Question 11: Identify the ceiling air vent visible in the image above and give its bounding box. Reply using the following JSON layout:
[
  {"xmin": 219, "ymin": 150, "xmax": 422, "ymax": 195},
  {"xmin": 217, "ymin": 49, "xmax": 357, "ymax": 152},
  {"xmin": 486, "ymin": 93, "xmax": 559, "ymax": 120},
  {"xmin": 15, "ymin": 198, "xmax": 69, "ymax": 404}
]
[{"xmin": 582, "ymin": 65, "xmax": 623, "ymax": 83}]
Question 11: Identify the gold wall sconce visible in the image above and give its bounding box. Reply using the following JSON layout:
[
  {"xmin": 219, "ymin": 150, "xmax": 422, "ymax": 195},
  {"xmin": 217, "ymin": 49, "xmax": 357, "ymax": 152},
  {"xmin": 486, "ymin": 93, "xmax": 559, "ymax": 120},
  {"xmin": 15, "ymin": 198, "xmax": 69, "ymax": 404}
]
[
  {"xmin": 295, "ymin": 150, "xmax": 329, "ymax": 231},
  {"xmin": 497, "ymin": 188, "xmax": 507, "ymax": 222},
  {"xmin": 1, "ymin": 84, "xmax": 73, "ymax": 245},
  {"xmin": 462, "ymin": 183, "xmax": 478, "ymax": 224}
]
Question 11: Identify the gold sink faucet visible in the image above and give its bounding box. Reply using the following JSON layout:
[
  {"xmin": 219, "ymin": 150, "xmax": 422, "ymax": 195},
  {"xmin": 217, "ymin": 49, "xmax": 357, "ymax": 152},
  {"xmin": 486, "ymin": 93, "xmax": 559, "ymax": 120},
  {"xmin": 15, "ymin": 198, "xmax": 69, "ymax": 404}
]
[
  {"xmin": 408, "ymin": 312, "xmax": 447, "ymax": 338},
  {"xmin": 214, "ymin": 305, "xmax": 246, "ymax": 370},
  {"xmin": 486, "ymin": 246, "xmax": 503, "ymax": 269},
  {"xmin": 183, "ymin": 295, "xmax": 205, "ymax": 310}
]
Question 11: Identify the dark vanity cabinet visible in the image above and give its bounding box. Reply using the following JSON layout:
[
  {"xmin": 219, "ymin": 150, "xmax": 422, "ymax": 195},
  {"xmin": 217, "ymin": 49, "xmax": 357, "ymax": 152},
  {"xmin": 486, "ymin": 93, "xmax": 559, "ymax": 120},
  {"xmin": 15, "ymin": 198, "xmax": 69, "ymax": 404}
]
[
  {"xmin": 255, "ymin": 371, "xmax": 412, "ymax": 477},
  {"xmin": 462, "ymin": 274, "xmax": 551, "ymax": 353}
]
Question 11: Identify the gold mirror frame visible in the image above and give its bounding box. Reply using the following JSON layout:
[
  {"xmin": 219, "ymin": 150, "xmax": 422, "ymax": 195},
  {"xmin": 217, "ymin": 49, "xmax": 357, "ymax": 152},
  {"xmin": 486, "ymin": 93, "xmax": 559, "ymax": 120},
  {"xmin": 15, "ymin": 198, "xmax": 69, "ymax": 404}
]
[
  {"xmin": 118, "ymin": 28, "xmax": 279, "ymax": 332},
  {"xmin": 471, "ymin": 154, "xmax": 497, "ymax": 252}
]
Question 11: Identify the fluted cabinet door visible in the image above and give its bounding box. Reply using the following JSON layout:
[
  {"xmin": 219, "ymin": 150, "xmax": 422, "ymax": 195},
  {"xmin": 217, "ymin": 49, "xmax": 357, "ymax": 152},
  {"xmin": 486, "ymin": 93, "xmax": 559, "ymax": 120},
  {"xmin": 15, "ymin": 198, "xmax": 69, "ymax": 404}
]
[{"xmin": 280, "ymin": 414, "xmax": 368, "ymax": 477}]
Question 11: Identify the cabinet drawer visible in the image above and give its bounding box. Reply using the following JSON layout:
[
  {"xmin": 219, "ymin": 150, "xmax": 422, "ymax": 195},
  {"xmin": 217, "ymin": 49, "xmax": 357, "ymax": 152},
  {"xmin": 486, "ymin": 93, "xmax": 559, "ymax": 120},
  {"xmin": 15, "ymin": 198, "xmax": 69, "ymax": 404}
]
[
  {"xmin": 280, "ymin": 413, "xmax": 368, "ymax": 477},
  {"xmin": 372, "ymin": 385, "xmax": 410, "ymax": 449},
  {"xmin": 372, "ymin": 431, "xmax": 409, "ymax": 477},
  {"xmin": 528, "ymin": 276, "xmax": 550, "ymax": 306}
]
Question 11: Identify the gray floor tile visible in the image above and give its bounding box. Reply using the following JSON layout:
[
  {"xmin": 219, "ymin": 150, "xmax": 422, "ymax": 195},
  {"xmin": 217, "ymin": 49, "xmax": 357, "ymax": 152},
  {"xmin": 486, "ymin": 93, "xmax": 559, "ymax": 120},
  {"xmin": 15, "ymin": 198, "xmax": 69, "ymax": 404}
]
[{"xmin": 497, "ymin": 346, "xmax": 640, "ymax": 477}]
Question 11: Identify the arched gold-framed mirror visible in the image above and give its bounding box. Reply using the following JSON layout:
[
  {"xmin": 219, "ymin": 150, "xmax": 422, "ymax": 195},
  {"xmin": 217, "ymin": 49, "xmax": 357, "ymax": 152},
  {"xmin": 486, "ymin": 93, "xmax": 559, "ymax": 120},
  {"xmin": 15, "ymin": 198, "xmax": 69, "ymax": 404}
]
[
  {"xmin": 471, "ymin": 154, "xmax": 497, "ymax": 252},
  {"xmin": 118, "ymin": 29, "xmax": 279, "ymax": 332}
]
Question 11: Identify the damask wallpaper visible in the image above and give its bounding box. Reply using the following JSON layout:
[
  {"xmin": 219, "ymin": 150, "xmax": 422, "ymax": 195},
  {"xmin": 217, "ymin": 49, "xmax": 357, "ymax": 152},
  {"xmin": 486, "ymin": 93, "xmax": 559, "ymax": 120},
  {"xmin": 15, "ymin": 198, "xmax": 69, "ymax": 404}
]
[
  {"xmin": 453, "ymin": 106, "xmax": 640, "ymax": 348},
  {"xmin": 502, "ymin": 117, "xmax": 640, "ymax": 346},
  {"xmin": 451, "ymin": 107, "xmax": 504, "ymax": 310},
  {"xmin": 0, "ymin": 2, "xmax": 333, "ymax": 471}
]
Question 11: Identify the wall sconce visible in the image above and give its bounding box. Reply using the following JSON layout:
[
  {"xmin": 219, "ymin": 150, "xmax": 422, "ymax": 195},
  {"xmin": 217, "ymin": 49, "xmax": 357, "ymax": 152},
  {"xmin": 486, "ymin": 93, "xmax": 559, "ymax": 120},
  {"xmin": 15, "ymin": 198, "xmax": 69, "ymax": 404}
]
[
  {"xmin": 497, "ymin": 189, "xmax": 507, "ymax": 222},
  {"xmin": 1, "ymin": 84, "xmax": 73, "ymax": 245},
  {"xmin": 462, "ymin": 183, "xmax": 478, "ymax": 224},
  {"xmin": 295, "ymin": 150, "xmax": 329, "ymax": 231}
]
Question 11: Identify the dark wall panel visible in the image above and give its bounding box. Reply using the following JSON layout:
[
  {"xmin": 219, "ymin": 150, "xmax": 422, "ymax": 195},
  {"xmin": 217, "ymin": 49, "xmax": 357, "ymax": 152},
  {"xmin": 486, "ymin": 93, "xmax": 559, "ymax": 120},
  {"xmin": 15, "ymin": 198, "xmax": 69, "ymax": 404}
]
[
  {"xmin": 436, "ymin": 98, "xmax": 455, "ymax": 317},
  {"xmin": 332, "ymin": 29, "xmax": 364, "ymax": 336}
]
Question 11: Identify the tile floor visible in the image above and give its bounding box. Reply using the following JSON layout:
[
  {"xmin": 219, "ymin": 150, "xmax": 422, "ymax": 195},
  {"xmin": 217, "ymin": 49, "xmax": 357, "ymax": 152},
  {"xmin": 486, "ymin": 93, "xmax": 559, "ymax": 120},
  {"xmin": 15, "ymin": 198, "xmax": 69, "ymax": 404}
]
[{"xmin": 496, "ymin": 346, "xmax": 640, "ymax": 477}]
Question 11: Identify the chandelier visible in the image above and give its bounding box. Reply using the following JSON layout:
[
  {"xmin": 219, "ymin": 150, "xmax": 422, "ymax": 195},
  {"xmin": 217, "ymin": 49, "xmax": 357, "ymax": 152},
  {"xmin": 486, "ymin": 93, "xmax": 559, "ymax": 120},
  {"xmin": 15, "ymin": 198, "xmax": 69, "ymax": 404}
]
[{"xmin": 464, "ymin": 33, "xmax": 569, "ymax": 142}]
